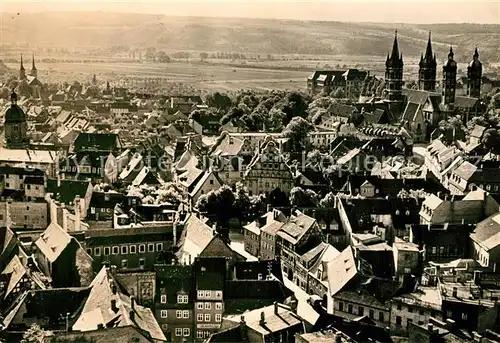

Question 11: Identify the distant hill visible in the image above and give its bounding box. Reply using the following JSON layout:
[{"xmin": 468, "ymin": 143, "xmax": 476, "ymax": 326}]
[{"xmin": 2, "ymin": 12, "xmax": 500, "ymax": 61}]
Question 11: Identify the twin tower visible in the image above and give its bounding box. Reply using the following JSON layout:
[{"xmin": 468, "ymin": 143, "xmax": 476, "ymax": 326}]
[{"xmin": 385, "ymin": 31, "xmax": 482, "ymax": 107}]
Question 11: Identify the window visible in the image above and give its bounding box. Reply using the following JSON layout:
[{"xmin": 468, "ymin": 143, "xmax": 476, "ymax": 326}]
[
  {"xmin": 156, "ymin": 243, "xmax": 163, "ymax": 252},
  {"xmin": 408, "ymin": 306, "xmax": 413, "ymax": 313},
  {"xmin": 176, "ymin": 310, "xmax": 182, "ymax": 319},
  {"xmin": 369, "ymin": 309, "xmax": 374, "ymax": 318},
  {"xmin": 121, "ymin": 246, "xmax": 128, "ymax": 254},
  {"xmin": 419, "ymin": 309, "xmax": 425, "ymax": 316},
  {"xmin": 160, "ymin": 295, "xmax": 167, "ymax": 304},
  {"xmin": 197, "ymin": 291, "xmax": 204, "ymax": 299},
  {"xmin": 407, "ymin": 318, "xmax": 413, "ymax": 327},
  {"xmin": 183, "ymin": 310, "xmax": 189, "ymax": 319},
  {"xmin": 197, "ymin": 302, "xmax": 204, "ymax": 309},
  {"xmin": 348, "ymin": 304, "xmax": 353, "ymax": 314},
  {"xmin": 91, "ymin": 247, "xmax": 100, "ymax": 256},
  {"xmin": 139, "ymin": 244, "xmax": 146, "ymax": 253},
  {"xmin": 379, "ymin": 312, "xmax": 384, "ymax": 322},
  {"xmin": 86, "ymin": 248, "xmax": 92, "ymax": 255},
  {"xmin": 183, "ymin": 328, "xmax": 190, "ymax": 337},
  {"xmin": 215, "ymin": 291, "xmax": 222, "ymax": 298},
  {"xmin": 204, "ymin": 331, "xmax": 210, "ymax": 338},
  {"xmin": 358, "ymin": 306, "xmax": 364, "ymax": 316},
  {"xmin": 148, "ymin": 244, "xmax": 154, "ymax": 252},
  {"xmin": 397, "ymin": 304, "xmax": 402, "ymax": 310},
  {"xmin": 130, "ymin": 245, "xmax": 136, "ymax": 254},
  {"xmin": 121, "ymin": 259, "xmax": 127, "ymax": 269},
  {"xmin": 215, "ymin": 314, "xmax": 221, "ymax": 322},
  {"xmin": 160, "ymin": 310, "xmax": 167, "ymax": 318},
  {"xmin": 197, "ymin": 313, "xmax": 204, "ymax": 322},
  {"xmin": 205, "ymin": 302, "xmax": 211, "ymax": 310},
  {"xmin": 216, "ymin": 302, "xmax": 222, "ymax": 310},
  {"xmin": 197, "ymin": 331, "xmax": 204, "ymax": 338},
  {"xmin": 139, "ymin": 258, "xmax": 145, "ymax": 268},
  {"xmin": 405, "ymin": 268, "xmax": 411, "ymax": 274},
  {"xmin": 258, "ymin": 273, "xmax": 263, "ymax": 280},
  {"xmin": 175, "ymin": 328, "xmax": 182, "ymax": 337},
  {"xmin": 112, "ymin": 246, "xmax": 119, "ymax": 255},
  {"xmin": 205, "ymin": 314, "xmax": 211, "ymax": 322},
  {"xmin": 462, "ymin": 313, "xmax": 468, "ymax": 320},
  {"xmin": 396, "ymin": 316, "xmax": 402, "ymax": 326},
  {"xmin": 104, "ymin": 247, "xmax": 110, "ymax": 256},
  {"xmin": 178, "ymin": 295, "xmax": 188, "ymax": 304},
  {"xmin": 205, "ymin": 291, "xmax": 211, "ymax": 298}
]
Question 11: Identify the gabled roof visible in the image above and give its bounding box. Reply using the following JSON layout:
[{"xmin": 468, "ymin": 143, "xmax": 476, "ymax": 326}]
[
  {"xmin": 471, "ymin": 213, "xmax": 500, "ymax": 251},
  {"xmin": 1, "ymin": 255, "xmax": 28, "ymax": 298},
  {"xmin": 73, "ymin": 266, "xmax": 166, "ymax": 341},
  {"xmin": 326, "ymin": 246, "xmax": 358, "ymax": 296},
  {"xmin": 277, "ymin": 212, "xmax": 317, "ymax": 245},
  {"xmin": 175, "ymin": 214, "xmax": 215, "ymax": 262},
  {"xmin": 454, "ymin": 161, "xmax": 478, "ymax": 181},
  {"xmin": 132, "ymin": 167, "xmax": 159, "ymax": 186},
  {"xmin": 35, "ymin": 223, "xmax": 72, "ymax": 263},
  {"xmin": 74, "ymin": 132, "xmax": 120, "ymax": 152},
  {"xmin": 189, "ymin": 171, "xmax": 223, "ymax": 197},
  {"xmin": 46, "ymin": 179, "xmax": 91, "ymax": 205},
  {"xmin": 470, "ymin": 124, "xmax": 486, "ymax": 139}
]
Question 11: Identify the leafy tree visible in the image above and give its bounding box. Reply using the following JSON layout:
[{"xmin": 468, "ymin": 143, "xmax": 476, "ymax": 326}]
[
  {"xmin": 199, "ymin": 52, "xmax": 209, "ymax": 60},
  {"xmin": 233, "ymin": 182, "xmax": 251, "ymax": 225},
  {"xmin": 283, "ymin": 117, "xmax": 313, "ymax": 152},
  {"xmin": 157, "ymin": 51, "xmax": 171, "ymax": 63},
  {"xmin": 317, "ymin": 192, "xmax": 337, "ymax": 230},
  {"xmin": 481, "ymin": 128, "xmax": 500, "ymax": 155},
  {"xmin": 206, "ymin": 92, "xmax": 232, "ymax": 112},
  {"xmin": 290, "ymin": 187, "xmax": 318, "ymax": 208},
  {"xmin": 266, "ymin": 107, "xmax": 286, "ymax": 132},
  {"xmin": 189, "ymin": 108, "xmax": 214, "ymax": 124},
  {"xmin": 196, "ymin": 185, "xmax": 236, "ymax": 227},
  {"xmin": 156, "ymin": 182, "xmax": 185, "ymax": 205}
]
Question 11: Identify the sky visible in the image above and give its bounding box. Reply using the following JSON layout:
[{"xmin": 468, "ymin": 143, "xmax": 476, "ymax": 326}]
[{"xmin": 0, "ymin": 0, "xmax": 499, "ymax": 24}]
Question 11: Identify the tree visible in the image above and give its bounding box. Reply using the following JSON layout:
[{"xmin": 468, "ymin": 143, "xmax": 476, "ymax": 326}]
[
  {"xmin": 290, "ymin": 187, "xmax": 318, "ymax": 208},
  {"xmin": 283, "ymin": 117, "xmax": 313, "ymax": 152},
  {"xmin": 481, "ymin": 128, "xmax": 500, "ymax": 155},
  {"xmin": 206, "ymin": 92, "xmax": 232, "ymax": 112},
  {"xmin": 0, "ymin": 86, "xmax": 9, "ymax": 99},
  {"xmin": 200, "ymin": 52, "xmax": 209, "ymax": 60},
  {"xmin": 233, "ymin": 182, "xmax": 251, "ymax": 226},
  {"xmin": 317, "ymin": 192, "xmax": 336, "ymax": 230},
  {"xmin": 21, "ymin": 324, "xmax": 46, "ymax": 343},
  {"xmin": 157, "ymin": 51, "xmax": 171, "ymax": 63},
  {"xmin": 266, "ymin": 107, "xmax": 285, "ymax": 132},
  {"xmin": 156, "ymin": 182, "xmax": 185, "ymax": 205},
  {"xmin": 196, "ymin": 185, "xmax": 236, "ymax": 227}
]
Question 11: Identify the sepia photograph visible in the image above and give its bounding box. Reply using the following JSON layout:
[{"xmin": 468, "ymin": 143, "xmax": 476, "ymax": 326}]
[{"xmin": 0, "ymin": 0, "xmax": 499, "ymax": 342}]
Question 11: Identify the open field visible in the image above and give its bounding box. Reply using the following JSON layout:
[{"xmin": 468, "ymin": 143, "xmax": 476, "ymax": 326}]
[{"xmin": 6, "ymin": 61, "xmax": 312, "ymax": 91}]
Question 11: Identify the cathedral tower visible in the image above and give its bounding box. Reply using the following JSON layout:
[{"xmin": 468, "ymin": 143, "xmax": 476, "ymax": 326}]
[
  {"xmin": 19, "ymin": 55, "xmax": 26, "ymax": 80},
  {"xmin": 4, "ymin": 91, "xmax": 29, "ymax": 149},
  {"xmin": 385, "ymin": 30, "xmax": 404, "ymax": 103},
  {"xmin": 467, "ymin": 48, "xmax": 482, "ymax": 98},
  {"xmin": 418, "ymin": 32, "xmax": 437, "ymax": 91},
  {"xmin": 30, "ymin": 53, "xmax": 37, "ymax": 78},
  {"xmin": 442, "ymin": 47, "xmax": 457, "ymax": 111}
]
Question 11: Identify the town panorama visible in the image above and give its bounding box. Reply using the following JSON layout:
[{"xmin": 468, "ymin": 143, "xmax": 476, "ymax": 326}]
[{"xmin": 1, "ymin": 5, "xmax": 500, "ymax": 343}]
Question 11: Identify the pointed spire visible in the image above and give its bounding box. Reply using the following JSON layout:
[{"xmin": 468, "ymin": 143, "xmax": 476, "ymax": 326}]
[
  {"xmin": 11, "ymin": 90, "xmax": 17, "ymax": 105},
  {"xmin": 425, "ymin": 31, "xmax": 433, "ymax": 61},
  {"xmin": 391, "ymin": 30, "xmax": 400, "ymax": 60},
  {"xmin": 474, "ymin": 47, "xmax": 479, "ymax": 60},
  {"xmin": 448, "ymin": 46, "xmax": 454, "ymax": 60},
  {"xmin": 20, "ymin": 54, "xmax": 25, "ymax": 71},
  {"xmin": 32, "ymin": 53, "xmax": 36, "ymax": 70}
]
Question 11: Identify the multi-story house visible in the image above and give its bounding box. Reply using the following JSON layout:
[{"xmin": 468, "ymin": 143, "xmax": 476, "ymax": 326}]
[
  {"xmin": 393, "ymin": 238, "xmax": 420, "ymax": 281},
  {"xmin": 85, "ymin": 224, "xmax": 177, "ymax": 272},
  {"xmin": 300, "ymin": 242, "xmax": 339, "ymax": 295},
  {"xmin": 275, "ymin": 211, "xmax": 323, "ymax": 283},
  {"xmin": 259, "ymin": 210, "xmax": 287, "ymax": 260},
  {"xmin": 155, "ymin": 263, "xmax": 195, "ymax": 342},
  {"xmin": 470, "ymin": 212, "xmax": 500, "ymax": 271},
  {"xmin": 194, "ymin": 257, "xmax": 226, "ymax": 341},
  {"xmin": 243, "ymin": 139, "xmax": 295, "ymax": 196}
]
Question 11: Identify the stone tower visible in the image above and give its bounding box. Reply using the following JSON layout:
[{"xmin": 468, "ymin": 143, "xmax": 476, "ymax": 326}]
[
  {"xmin": 467, "ymin": 48, "xmax": 482, "ymax": 98},
  {"xmin": 385, "ymin": 30, "xmax": 404, "ymax": 103},
  {"xmin": 4, "ymin": 91, "xmax": 29, "ymax": 149},
  {"xmin": 30, "ymin": 53, "xmax": 37, "ymax": 78},
  {"xmin": 19, "ymin": 55, "xmax": 26, "ymax": 80},
  {"xmin": 418, "ymin": 32, "xmax": 437, "ymax": 91},
  {"xmin": 441, "ymin": 47, "xmax": 457, "ymax": 111}
]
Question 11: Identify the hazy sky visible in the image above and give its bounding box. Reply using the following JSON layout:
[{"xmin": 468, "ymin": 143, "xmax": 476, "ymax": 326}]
[{"xmin": 1, "ymin": 0, "xmax": 499, "ymax": 24}]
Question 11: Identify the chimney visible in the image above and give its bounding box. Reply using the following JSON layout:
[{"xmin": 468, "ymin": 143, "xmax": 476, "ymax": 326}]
[
  {"xmin": 452, "ymin": 287, "xmax": 458, "ymax": 297},
  {"xmin": 240, "ymin": 315, "xmax": 247, "ymax": 340},
  {"xmin": 473, "ymin": 332, "xmax": 483, "ymax": 342},
  {"xmin": 111, "ymin": 299, "xmax": 118, "ymax": 313},
  {"xmin": 57, "ymin": 171, "xmax": 61, "ymax": 188},
  {"xmin": 65, "ymin": 312, "xmax": 70, "ymax": 332},
  {"xmin": 74, "ymin": 195, "xmax": 81, "ymax": 232},
  {"xmin": 274, "ymin": 301, "xmax": 278, "ymax": 315},
  {"xmin": 109, "ymin": 279, "xmax": 117, "ymax": 294},
  {"xmin": 97, "ymin": 324, "xmax": 104, "ymax": 330},
  {"xmin": 129, "ymin": 296, "xmax": 135, "ymax": 321},
  {"xmin": 259, "ymin": 311, "xmax": 266, "ymax": 326},
  {"xmin": 427, "ymin": 323, "xmax": 434, "ymax": 332}
]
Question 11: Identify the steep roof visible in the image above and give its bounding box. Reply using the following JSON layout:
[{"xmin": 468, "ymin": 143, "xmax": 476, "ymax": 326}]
[
  {"xmin": 175, "ymin": 214, "xmax": 215, "ymax": 262},
  {"xmin": 454, "ymin": 161, "xmax": 478, "ymax": 181},
  {"xmin": 35, "ymin": 223, "xmax": 72, "ymax": 263},
  {"xmin": 471, "ymin": 213, "xmax": 500, "ymax": 251},
  {"xmin": 73, "ymin": 266, "xmax": 166, "ymax": 341},
  {"xmin": 326, "ymin": 246, "xmax": 358, "ymax": 296}
]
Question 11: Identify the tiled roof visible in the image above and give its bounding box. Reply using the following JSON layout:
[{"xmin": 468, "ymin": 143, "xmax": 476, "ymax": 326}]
[
  {"xmin": 455, "ymin": 96, "xmax": 478, "ymax": 109},
  {"xmin": 471, "ymin": 213, "xmax": 500, "ymax": 250},
  {"xmin": 470, "ymin": 124, "xmax": 486, "ymax": 139},
  {"xmin": 175, "ymin": 214, "xmax": 215, "ymax": 262},
  {"xmin": 301, "ymin": 242, "xmax": 329, "ymax": 264},
  {"xmin": 454, "ymin": 161, "xmax": 478, "ymax": 181},
  {"xmin": 74, "ymin": 132, "xmax": 120, "ymax": 152},
  {"xmin": 44, "ymin": 326, "xmax": 156, "ymax": 343},
  {"xmin": 189, "ymin": 171, "xmax": 223, "ymax": 197},
  {"xmin": 35, "ymin": 223, "xmax": 72, "ymax": 263},
  {"xmin": 326, "ymin": 247, "xmax": 358, "ymax": 296},
  {"xmin": 46, "ymin": 179, "xmax": 91, "ymax": 205},
  {"xmin": 1, "ymin": 255, "xmax": 28, "ymax": 298},
  {"xmin": 74, "ymin": 266, "xmax": 166, "ymax": 341}
]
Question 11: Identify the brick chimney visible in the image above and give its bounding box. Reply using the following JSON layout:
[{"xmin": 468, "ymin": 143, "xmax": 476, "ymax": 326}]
[{"xmin": 259, "ymin": 311, "xmax": 266, "ymax": 327}]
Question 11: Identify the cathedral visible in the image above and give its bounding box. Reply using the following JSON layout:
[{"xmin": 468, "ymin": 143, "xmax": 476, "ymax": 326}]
[
  {"xmin": 18, "ymin": 54, "xmax": 43, "ymax": 98},
  {"xmin": 383, "ymin": 31, "xmax": 482, "ymax": 143}
]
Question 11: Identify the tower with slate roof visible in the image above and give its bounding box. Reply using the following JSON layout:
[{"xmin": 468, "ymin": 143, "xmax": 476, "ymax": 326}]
[
  {"xmin": 418, "ymin": 32, "xmax": 437, "ymax": 92},
  {"xmin": 467, "ymin": 48, "xmax": 482, "ymax": 98}
]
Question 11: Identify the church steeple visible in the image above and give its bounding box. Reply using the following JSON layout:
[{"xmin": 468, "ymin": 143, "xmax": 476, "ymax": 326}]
[
  {"xmin": 467, "ymin": 47, "xmax": 482, "ymax": 98},
  {"xmin": 385, "ymin": 30, "xmax": 404, "ymax": 105},
  {"xmin": 442, "ymin": 46, "xmax": 457, "ymax": 110},
  {"xmin": 30, "ymin": 53, "xmax": 37, "ymax": 78},
  {"xmin": 19, "ymin": 55, "xmax": 26, "ymax": 80},
  {"xmin": 418, "ymin": 31, "xmax": 437, "ymax": 91}
]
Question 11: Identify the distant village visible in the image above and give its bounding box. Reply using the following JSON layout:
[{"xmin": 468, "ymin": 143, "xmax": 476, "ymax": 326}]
[{"xmin": 1, "ymin": 31, "xmax": 500, "ymax": 343}]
